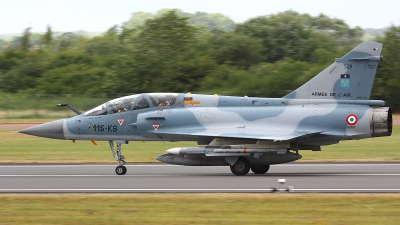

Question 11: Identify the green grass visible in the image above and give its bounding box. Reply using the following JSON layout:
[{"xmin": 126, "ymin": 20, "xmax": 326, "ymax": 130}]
[
  {"xmin": 0, "ymin": 118, "xmax": 53, "ymax": 123},
  {"xmin": 0, "ymin": 93, "xmax": 128, "ymax": 119},
  {"xmin": 0, "ymin": 109, "xmax": 76, "ymax": 119},
  {"xmin": 0, "ymin": 194, "xmax": 399, "ymax": 224},
  {"xmin": 0, "ymin": 121, "xmax": 399, "ymax": 163}
]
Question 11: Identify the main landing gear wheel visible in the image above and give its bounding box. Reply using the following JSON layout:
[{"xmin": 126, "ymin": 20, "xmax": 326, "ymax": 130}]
[
  {"xmin": 230, "ymin": 157, "xmax": 250, "ymax": 176},
  {"xmin": 115, "ymin": 165, "xmax": 127, "ymax": 175},
  {"xmin": 109, "ymin": 141, "xmax": 127, "ymax": 175},
  {"xmin": 251, "ymin": 164, "xmax": 270, "ymax": 174}
]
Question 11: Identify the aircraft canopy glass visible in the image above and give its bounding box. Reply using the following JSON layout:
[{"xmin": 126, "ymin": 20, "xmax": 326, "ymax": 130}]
[
  {"xmin": 108, "ymin": 95, "xmax": 138, "ymax": 114},
  {"xmin": 147, "ymin": 93, "xmax": 178, "ymax": 107},
  {"xmin": 84, "ymin": 103, "xmax": 107, "ymax": 116},
  {"xmin": 84, "ymin": 94, "xmax": 139, "ymax": 116},
  {"xmin": 133, "ymin": 95, "xmax": 150, "ymax": 110},
  {"xmin": 84, "ymin": 93, "xmax": 179, "ymax": 116}
]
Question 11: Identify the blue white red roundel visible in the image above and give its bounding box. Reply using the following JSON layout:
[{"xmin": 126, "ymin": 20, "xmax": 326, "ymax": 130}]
[{"xmin": 346, "ymin": 114, "xmax": 358, "ymax": 126}]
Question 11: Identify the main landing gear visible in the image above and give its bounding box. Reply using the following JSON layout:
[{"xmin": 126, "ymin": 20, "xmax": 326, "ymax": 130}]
[
  {"xmin": 250, "ymin": 164, "xmax": 270, "ymax": 174},
  {"xmin": 230, "ymin": 157, "xmax": 250, "ymax": 176},
  {"xmin": 109, "ymin": 141, "xmax": 127, "ymax": 175},
  {"xmin": 230, "ymin": 157, "xmax": 271, "ymax": 176}
]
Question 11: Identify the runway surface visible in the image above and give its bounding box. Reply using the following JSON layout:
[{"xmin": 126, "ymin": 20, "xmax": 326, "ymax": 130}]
[{"xmin": 0, "ymin": 163, "xmax": 399, "ymax": 193}]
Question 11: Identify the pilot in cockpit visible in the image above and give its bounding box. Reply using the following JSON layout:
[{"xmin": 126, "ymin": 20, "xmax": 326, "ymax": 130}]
[
  {"xmin": 158, "ymin": 95, "xmax": 167, "ymax": 106},
  {"xmin": 116, "ymin": 101, "xmax": 127, "ymax": 113}
]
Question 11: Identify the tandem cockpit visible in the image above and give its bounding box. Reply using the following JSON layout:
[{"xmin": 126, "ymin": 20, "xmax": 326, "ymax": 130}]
[
  {"xmin": 19, "ymin": 41, "xmax": 392, "ymax": 177},
  {"xmin": 84, "ymin": 93, "xmax": 179, "ymax": 116}
]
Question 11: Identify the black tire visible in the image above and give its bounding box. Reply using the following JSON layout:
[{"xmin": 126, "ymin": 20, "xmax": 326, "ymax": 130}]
[
  {"xmin": 251, "ymin": 164, "xmax": 270, "ymax": 174},
  {"xmin": 230, "ymin": 157, "xmax": 250, "ymax": 176},
  {"xmin": 115, "ymin": 165, "xmax": 127, "ymax": 175}
]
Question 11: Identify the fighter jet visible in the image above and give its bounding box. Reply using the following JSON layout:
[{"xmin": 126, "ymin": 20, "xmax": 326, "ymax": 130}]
[{"xmin": 20, "ymin": 41, "xmax": 392, "ymax": 175}]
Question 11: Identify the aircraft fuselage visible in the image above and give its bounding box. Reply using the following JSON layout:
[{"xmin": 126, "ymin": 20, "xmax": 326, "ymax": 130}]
[{"xmin": 20, "ymin": 41, "xmax": 393, "ymax": 176}]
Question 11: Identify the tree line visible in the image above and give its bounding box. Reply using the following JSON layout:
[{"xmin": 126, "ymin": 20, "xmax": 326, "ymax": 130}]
[{"xmin": 0, "ymin": 10, "xmax": 399, "ymax": 111}]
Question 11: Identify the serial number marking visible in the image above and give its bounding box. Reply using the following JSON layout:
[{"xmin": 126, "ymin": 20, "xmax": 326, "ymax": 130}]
[{"xmin": 93, "ymin": 125, "xmax": 118, "ymax": 132}]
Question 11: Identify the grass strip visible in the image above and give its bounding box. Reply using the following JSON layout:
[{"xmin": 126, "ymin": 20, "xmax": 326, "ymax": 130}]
[{"xmin": 0, "ymin": 193, "xmax": 399, "ymax": 225}]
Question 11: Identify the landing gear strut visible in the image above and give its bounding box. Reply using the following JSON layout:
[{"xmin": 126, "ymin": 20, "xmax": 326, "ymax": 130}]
[{"xmin": 109, "ymin": 141, "xmax": 126, "ymax": 175}]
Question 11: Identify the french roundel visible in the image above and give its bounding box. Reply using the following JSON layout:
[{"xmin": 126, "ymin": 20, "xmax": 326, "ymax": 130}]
[{"xmin": 346, "ymin": 114, "xmax": 358, "ymax": 126}]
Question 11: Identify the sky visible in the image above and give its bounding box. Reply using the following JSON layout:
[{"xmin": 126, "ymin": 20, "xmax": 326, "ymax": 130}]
[{"xmin": 0, "ymin": 0, "xmax": 399, "ymax": 34}]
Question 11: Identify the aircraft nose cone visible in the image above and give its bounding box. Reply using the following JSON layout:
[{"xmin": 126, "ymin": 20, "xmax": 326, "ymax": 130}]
[{"xmin": 20, "ymin": 119, "xmax": 65, "ymax": 139}]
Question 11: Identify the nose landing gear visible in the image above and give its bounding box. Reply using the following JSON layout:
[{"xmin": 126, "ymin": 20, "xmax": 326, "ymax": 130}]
[
  {"xmin": 115, "ymin": 165, "xmax": 127, "ymax": 175},
  {"xmin": 109, "ymin": 140, "xmax": 127, "ymax": 175}
]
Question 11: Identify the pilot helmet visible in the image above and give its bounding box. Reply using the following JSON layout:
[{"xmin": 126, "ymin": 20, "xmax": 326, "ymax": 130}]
[
  {"xmin": 116, "ymin": 101, "xmax": 123, "ymax": 108},
  {"xmin": 158, "ymin": 95, "xmax": 166, "ymax": 103}
]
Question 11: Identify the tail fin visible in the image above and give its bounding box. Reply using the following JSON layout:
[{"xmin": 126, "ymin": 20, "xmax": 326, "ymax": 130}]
[{"xmin": 284, "ymin": 41, "xmax": 383, "ymax": 100}]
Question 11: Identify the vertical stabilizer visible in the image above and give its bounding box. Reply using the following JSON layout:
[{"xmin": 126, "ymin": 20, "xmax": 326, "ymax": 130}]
[{"xmin": 284, "ymin": 41, "xmax": 383, "ymax": 100}]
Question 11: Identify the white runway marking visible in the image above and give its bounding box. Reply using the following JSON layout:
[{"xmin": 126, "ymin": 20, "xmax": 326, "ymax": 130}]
[
  {"xmin": 0, "ymin": 175, "xmax": 174, "ymax": 177},
  {"xmin": 274, "ymin": 164, "xmax": 400, "ymax": 166},
  {"xmin": 0, "ymin": 164, "xmax": 179, "ymax": 167},
  {"xmin": 1, "ymin": 174, "xmax": 400, "ymax": 177},
  {"xmin": 0, "ymin": 188, "xmax": 399, "ymax": 192},
  {"xmin": 0, "ymin": 163, "xmax": 400, "ymax": 168},
  {"xmin": 0, "ymin": 164, "xmax": 398, "ymax": 193}
]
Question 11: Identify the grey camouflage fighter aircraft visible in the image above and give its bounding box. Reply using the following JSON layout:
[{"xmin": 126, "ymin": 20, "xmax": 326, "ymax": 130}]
[{"xmin": 20, "ymin": 41, "xmax": 392, "ymax": 176}]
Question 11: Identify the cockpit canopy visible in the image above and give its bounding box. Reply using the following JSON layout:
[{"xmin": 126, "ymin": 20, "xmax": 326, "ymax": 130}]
[
  {"xmin": 147, "ymin": 93, "xmax": 178, "ymax": 107},
  {"xmin": 84, "ymin": 93, "xmax": 178, "ymax": 116}
]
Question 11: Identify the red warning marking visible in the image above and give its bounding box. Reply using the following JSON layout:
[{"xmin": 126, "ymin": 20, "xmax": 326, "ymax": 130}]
[
  {"xmin": 118, "ymin": 119, "xmax": 124, "ymax": 125},
  {"xmin": 153, "ymin": 125, "xmax": 159, "ymax": 131},
  {"xmin": 346, "ymin": 114, "xmax": 358, "ymax": 126}
]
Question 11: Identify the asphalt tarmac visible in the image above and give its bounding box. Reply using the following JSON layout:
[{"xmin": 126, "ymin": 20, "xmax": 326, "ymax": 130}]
[{"xmin": 0, "ymin": 163, "xmax": 399, "ymax": 193}]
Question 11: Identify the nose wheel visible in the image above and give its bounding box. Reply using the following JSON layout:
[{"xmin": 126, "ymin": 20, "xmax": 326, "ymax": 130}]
[
  {"xmin": 115, "ymin": 165, "xmax": 127, "ymax": 175},
  {"xmin": 109, "ymin": 141, "xmax": 127, "ymax": 175}
]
